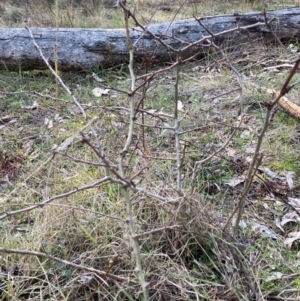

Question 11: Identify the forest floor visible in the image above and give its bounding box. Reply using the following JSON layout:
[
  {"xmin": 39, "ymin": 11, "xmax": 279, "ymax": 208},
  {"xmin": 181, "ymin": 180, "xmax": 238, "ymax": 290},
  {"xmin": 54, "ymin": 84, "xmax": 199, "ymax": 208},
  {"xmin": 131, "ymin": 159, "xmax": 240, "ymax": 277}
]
[{"xmin": 1, "ymin": 1, "xmax": 300, "ymax": 300}]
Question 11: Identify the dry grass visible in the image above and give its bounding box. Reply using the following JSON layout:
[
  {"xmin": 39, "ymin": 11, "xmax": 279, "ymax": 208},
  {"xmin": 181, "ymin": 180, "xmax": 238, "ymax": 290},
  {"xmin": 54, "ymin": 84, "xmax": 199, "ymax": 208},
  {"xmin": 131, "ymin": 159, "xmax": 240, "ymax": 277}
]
[
  {"xmin": 1, "ymin": 0, "xmax": 298, "ymax": 27},
  {"xmin": 1, "ymin": 0, "xmax": 300, "ymax": 300}
]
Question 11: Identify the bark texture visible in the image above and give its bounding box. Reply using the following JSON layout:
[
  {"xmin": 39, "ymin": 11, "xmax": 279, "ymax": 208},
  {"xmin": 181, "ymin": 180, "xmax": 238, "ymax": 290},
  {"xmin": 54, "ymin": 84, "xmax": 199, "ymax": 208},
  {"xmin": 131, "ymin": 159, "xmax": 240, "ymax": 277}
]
[{"xmin": 0, "ymin": 7, "xmax": 300, "ymax": 71}]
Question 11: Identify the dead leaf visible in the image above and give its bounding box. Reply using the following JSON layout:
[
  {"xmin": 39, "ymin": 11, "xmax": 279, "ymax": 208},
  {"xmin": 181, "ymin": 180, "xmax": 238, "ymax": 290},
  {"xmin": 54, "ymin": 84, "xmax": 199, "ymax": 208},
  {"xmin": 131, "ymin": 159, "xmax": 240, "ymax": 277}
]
[
  {"xmin": 0, "ymin": 115, "xmax": 17, "ymax": 124},
  {"xmin": 177, "ymin": 100, "xmax": 184, "ymax": 112},
  {"xmin": 22, "ymin": 140, "xmax": 34, "ymax": 156},
  {"xmin": 284, "ymin": 232, "xmax": 300, "ymax": 248},
  {"xmin": 258, "ymin": 167, "xmax": 279, "ymax": 179},
  {"xmin": 275, "ymin": 217, "xmax": 284, "ymax": 232},
  {"xmin": 92, "ymin": 73, "xmax": 105, "ymax": 82},
  {"xmin": 79, "ymin": 275, "xmax": 94, "ymax": 285},
  {"xmin": 56, "ymin": 137, "xmax": 74, "ymax": 152},
  {"xmin": 92, "ymin": 87, "xmax": 110, "ymax": 97},
  {"xmin": 47, "ymin": 120, "xmax": 53, "ymax": 129},
  {"xmin": 160, "ymin": 123, "xmax": 171, "ymax": 137},
  {"xmin": 266, "ymin": 272, "xmax": 283, "ymax": 282},
  {"xmin": 29, "ymin": 150, "xmax": 40, "ymax": 162},
  {"xmin": 285, "ymin": 171, "xmax": 294, "ymax": 189},
  {"xmin": 226, "ymin": 147, "xmax": 236, "ymax": 156},
  {"xmin": 21, "ymin": 101, "xmax": 39, "ymax": 110},
  {"xmin": 245, "ymin": 147, "xmax": 255, "ymax": 154},
  {"xmin": 281, "ymin": 212, "xmax": 300, "ymax": 226},
  {"xmin": 240, "ymin": 129, "xmax": 251, "ymax": 138},
  {"xmin": 146, "ymin": 109, "xmax": 157, "ymax": 114},
  {"xmin": 288, "ymin": 43, "xmax": 298, "ymax": 53},
  {"xmin": 288, "ymin": 197, "xmax": 300, "ymax": 208},
  {"xmin": 231, "ymin": 218, "xmax": 247, "ymax": 229},
  {"xmin": 225, "ymin": 175, "xmax": 246, "ymax": 187},
  {"xmin": 252, "ymin": 222, "xmax": 279, "ymax": 239}
]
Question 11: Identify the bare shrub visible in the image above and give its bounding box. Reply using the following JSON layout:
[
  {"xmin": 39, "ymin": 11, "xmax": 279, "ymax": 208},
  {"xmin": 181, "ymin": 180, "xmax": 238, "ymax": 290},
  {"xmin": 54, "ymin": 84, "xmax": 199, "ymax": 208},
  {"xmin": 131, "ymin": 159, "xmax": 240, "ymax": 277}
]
[{"xmin": 1, "ymin": 1, "xmax": 300, "ymax": 301}]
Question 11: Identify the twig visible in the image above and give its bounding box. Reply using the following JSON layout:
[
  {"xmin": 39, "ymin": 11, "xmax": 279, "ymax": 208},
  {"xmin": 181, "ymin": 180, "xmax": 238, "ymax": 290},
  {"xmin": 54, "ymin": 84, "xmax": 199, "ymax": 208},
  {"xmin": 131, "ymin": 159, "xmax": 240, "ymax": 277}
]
[
  {"xmin": 0, "ymin": 177, "xmax": 110, "ymax": 221},
  {"xmin": 174, "ymin": 57, "xmax": 182, "ymax": 193},
  {"xmin": 0, "ymin": 247, "xmax": 126, "ymax": 282},
  {"xmin": 80, "ymin": 133, "xmax": 133, "ymax": 187},
  {"xmin": 15, "ymin": 202, "xmax": 127, "ymax": 222},
  {"xmin": 2, "ymin": 153, "xmax": 55, "ymax": 203},
  {"xmin": 133, "ymin": 225, "xmax": 183, "ymax": 239},
  {"xmin": 25, "ymin": 18, "xmax": 104, "ymax": 157},
  {"xmin": 56, "ymin": 152, "xmax": 113, "ymax": 167},
  {"xmin": 262, "ymin": 10, "xmax": 289, "ymax": 51}
]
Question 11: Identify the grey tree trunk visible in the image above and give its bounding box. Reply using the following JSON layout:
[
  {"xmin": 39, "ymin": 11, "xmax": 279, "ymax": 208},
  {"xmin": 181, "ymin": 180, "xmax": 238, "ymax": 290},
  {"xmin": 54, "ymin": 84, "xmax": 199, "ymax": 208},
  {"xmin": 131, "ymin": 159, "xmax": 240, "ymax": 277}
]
[{"xmin": 0, "ymin": 7, "xmax": 299, "ymax": 71}]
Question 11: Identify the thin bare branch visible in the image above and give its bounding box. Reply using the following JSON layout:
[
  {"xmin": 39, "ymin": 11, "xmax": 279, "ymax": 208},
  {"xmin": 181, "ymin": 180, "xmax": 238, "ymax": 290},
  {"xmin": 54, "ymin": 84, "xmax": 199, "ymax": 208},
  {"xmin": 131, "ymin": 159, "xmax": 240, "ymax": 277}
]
[
  {"xmin": 25, "ymin": 18, "xmax": 104, "ymax": 157},
  {"xmin": 0, "ymin": 177, "xmax": 110, "ymax": 221},
  {"xmin": 0, "ymin": 247, "xmax": 126, "ymax": 282},
  {"xmin": 133, "ymin": 225, "xmax": 183, "ymax": 239},
  {"xmin": 119, "ymin": 2, "xmax": 149, "ymax": 299},
  {"xmin": 174, "ymin": 57, "xmax": 182, "ymax": 193}
]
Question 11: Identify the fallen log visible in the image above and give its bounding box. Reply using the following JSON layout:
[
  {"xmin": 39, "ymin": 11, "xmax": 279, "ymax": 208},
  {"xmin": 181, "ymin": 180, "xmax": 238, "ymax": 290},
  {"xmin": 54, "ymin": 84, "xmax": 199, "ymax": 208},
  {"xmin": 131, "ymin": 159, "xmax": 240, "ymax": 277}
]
[{"xmin": 0, "ymin": 7, "xmax": 300, "ymax": 71}]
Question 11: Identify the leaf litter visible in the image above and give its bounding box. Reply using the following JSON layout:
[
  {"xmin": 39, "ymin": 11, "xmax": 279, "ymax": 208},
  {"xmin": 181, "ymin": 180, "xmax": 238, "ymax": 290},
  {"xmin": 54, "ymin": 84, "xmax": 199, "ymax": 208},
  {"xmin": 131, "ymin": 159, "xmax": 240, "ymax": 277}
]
[{"xmin": 1, "ymin": 34, "xmax": 300, "ymax": 300}]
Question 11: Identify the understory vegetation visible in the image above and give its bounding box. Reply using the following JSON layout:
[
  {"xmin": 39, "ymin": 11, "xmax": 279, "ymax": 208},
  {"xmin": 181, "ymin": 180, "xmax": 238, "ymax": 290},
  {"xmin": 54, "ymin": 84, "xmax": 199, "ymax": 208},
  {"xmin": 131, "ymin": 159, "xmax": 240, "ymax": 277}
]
[{"xmin": 1, "ymin": 0, "xmax": 300, "ymax": 300}]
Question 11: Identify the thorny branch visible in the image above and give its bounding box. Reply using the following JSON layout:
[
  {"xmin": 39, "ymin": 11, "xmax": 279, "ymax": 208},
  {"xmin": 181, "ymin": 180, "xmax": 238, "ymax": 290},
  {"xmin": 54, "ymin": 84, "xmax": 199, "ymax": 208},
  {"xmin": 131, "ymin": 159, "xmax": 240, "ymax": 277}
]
[{"xmin": 119, "ymin": 1, "xmax": 149, "ymax": 300}]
